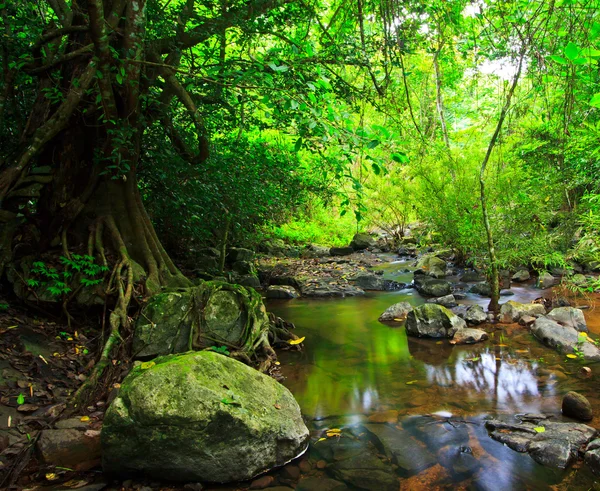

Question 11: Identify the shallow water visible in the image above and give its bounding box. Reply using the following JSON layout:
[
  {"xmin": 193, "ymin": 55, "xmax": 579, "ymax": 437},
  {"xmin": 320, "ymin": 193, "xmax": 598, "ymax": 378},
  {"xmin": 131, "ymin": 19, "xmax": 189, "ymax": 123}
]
[{"xmin": 266, "ymin": 265, "xmax": 600, "ymax": 490}]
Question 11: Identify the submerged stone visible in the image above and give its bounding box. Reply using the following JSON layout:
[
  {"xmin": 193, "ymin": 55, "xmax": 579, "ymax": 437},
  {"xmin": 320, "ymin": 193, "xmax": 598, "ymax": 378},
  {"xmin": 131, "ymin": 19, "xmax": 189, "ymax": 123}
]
[
  {"xmin": 378, "ymin": 301, "xmax": 413, "ymax": 322},
  {"xmin": 102, "ymin": 351, "xmax": 309, "ymax": 483}
]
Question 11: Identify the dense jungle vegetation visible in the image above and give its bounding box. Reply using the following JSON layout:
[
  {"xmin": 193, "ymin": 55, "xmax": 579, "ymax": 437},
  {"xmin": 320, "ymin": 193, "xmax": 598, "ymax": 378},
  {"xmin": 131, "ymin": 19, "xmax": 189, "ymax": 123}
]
[{"xmin": 1, "ymin": 0, "xmax": 600, "ymax": 397}]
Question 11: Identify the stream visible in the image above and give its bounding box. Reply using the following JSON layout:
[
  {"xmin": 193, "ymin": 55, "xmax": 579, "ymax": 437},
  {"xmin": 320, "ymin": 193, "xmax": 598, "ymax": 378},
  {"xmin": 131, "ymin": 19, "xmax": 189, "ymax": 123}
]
[{"xmin": 264, "ymin": 258, "xmax": 600, "ymax": 490}]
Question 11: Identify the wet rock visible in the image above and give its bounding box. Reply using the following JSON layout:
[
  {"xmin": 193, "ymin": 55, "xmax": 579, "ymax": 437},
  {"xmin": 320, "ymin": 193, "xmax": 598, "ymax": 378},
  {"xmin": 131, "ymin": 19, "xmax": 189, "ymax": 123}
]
[
  {"xmin": 464, "ymin": 305, "xmax": 487, "ymax": 325},
  {"xmin": 406, "ymin": 304, "xmax": 466, "ymax": 339},
  {"xmin": 378, "ymin": 301, "xmax": 413, "ymax": 322},
  {"xmin": 302, "ymin": 244, "xmax": 330, "ymax": 258},
  {"xmin": 330, "ymin": 247, "xmax": 354, "ymax": 256},
  {"xmin": 353, "ymin": 273, "xmax": 385, "ymax": 291},
  {"xmin": 426, "ymin": 294, "xmax": 457, "ymax": 308},
  {"xmin": 485, "ymin": 416, "xmax": 597, "ymax": 469},
  {"xmin": 531, "ymin": 317, "xmax": 600, "ymax": 361},
  {"xmin": 55, "ymin": 417, "xmax": 91, "ymax": 430},
  {"xmin": 500, "ymin": 289, "xmax": 514, "ymax": 296},
  {"xmin": 511, "ymin": 270, "xmax": 529, "ymax": 282},
  {"xmin": 499, "ymin": 300, "xmax": 546, "ymax": 323},
  {"xmin": 250, "ymin": 476, "xmax": 275, "ymax": 489},
  {"xmin": 469, "ymin": 282, "xmax": 491, "ymax": 297},
  {"xmin": 460, "ymin": 271, "xmax": 485, "ymax": 283},
  {"xmin": 281, "ymin": 464, "xmax": 300, "ymax": 480},
  {"xmin": 438, "ymin": 445, "xmax": 480, "ymax": 476},
  {"xmin": 329, "ymin": 452, "xmax": 397, "ymax": 491},
  {"xmin": 537, "ymin": 272, "xmax": 555, "ymax": 289},
  {"xmin": 547, "ymin": 307, "xmax": 587, "ymax": 333},
  {"xmin": 300, "ymin": 282, "xmax": 365, "ymax": 298},
  {"xmin": 368, "ymin": 410, "xmax": 399, "ymax": 423},
  {"xmin": 228, "ymin": 247, "xmax": 255, "ymax": 263},
  {"xmin": 450, "ymin": 328, "xmax": 488, "ymax": 345},
  {"xmin": 102, "ymin": 352, "xmax": 309, "ymax": 482},
  {"xmin": 416, "ymin": 255, "xmax": 447, "ymax": 278},
  {"xmin": 519, "ymin": 315, "xmax": 536, "ymax": 326},
  {"xmin": 404, "ymin": 416, "xmax": 469, "ymax": 451},
  {"xmin": 562, "ymin": 391, "xmax": 593, "ymax": 421},
  {"xmin": 364, "ymin": 423, "xmax": 436, "ymax": 475},
  {"xmin": 232, "ymin": 260, "xmax": 256, "ymax": 276},
  {"xmin": 238, "ymin": 274, "xmax": 261, "ymax": 289},
  {"xmin": 266, "ymin": 285, "xmax": 299, "ymax": 299},
  {"xmin": 585, "ymin": 439, "xmax": 600, "ymax": 476},
  {"xmin": 350, "ymin": 233, "xmax": 375, "ymax": 251},
  {"xmin": 269, "ymin": 276, "xmax": 301, "ymax": 289},
  {"xmin": 297, "ymin": 476, "xmax": 347, "ymax": 491},
  {"xmin": 37, "ymin": 428, "xmax": 101, "ymax": 470},
  {"xmin": 414, "ymin": 276, "xmax": 452, "ymax": 297}
]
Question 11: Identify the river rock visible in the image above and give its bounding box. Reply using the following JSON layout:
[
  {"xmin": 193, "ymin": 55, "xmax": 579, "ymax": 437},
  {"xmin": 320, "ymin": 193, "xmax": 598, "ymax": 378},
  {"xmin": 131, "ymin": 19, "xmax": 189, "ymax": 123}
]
[
  {"xmin": 302, "ymin": 244, "xmax": 330, "ymax": 258},
  {"xmin": 572, "ymin": 274, "xmax": 588, "ymax": 286},
  {"xmin": 414, "ymin": 276, "xmax": 452, "ymax": 297},
  {"xmin": 406, "ymin": 304, "xmax": 466, "ymax": 339},
  {"xmin": 330, "ymin": 246, "xmax": 354, "ymax": 256},
  {"xmin": 459, "ymin": 271, "xmax": 485, "ymax": 282},
  {"xmin": 353, "ymin": 273, "xmax": 385, "ymax": 290},
  {"xmin": 531, "ymin": 317, "xmax": 600, "ymax": 361},
  {"xmin": 485, "ymin": 416, "xmax": 597, "ymax": 469},
  {"xmin": 450, "ymin": 328, "xmax": 488, "ymax": 345},
  {"xmin": 416, "ymin": 255, "xmax": 447, "ymax": 278},
  {"xmin": 378, "ymin": 301, "xmax": 413, "ymax": 322},
  {"xmin": 102, "ymin": 351, "xmax": 309, "ymax": 482},
  {"xmin": 228, "ymin": 247, "xmax": 254, "ymax": 263},
  {"xmin": 537, "ymin": 272, "xmax": 555, "ymax": 289},
  {"xmin": 37, "ymin": 428, "xmax": 101, "ymax": 470},
  {"xmin": 426, "ymin": 294, "xmax": 457, "ymax": 308},
  {"xmin": 585, "ymin": 440, "xmax": 600, "ymax": 476},
  {"xmin": 238, "ymin": 274, "xmax": 261, "ymax": 288},
  {"xmin": 350, "ymin": 233, "xmax": 375, "ymax": 251},
  {"xmin": 297, "ymin": 477, "xmax": 348, "ymax": 491},
  {"xmin": 266, "ymin": 285, "xmax": 299, "ymax": 299},
  {"xmin": 300, "ymin": 282, "xmax": 364, "ymax": 298},
  {"xmin": 512, "ymin": 269, "xmax": 530, "ymax": 282},
  {"xmin": 469, "ymin": 282, "xmax": 491, "ymax": 297},
  {"xmin": 519, "ymin": 315, "xmax": 536, "ymax": 326},
  {"xmin": 133, "ymin": 283, "xmax": 270, "ymax": 359},
  {"xmin": 562, "ymin": 391, "xmax": 593, "ymax": 421},
  {"xmin": 464, "ymin": 305, "xmax": 487, "ymax": 325},
  {"xmin": 547, "ymin": 307, "xmax": 587, "ymax": 332},
  {"xmin": 329, "ymin": 452, "xmax": 397, "ymax": 491},
  {"xmin": 499, "ymin": 300, "xmax": 546, "ymax": 323}
]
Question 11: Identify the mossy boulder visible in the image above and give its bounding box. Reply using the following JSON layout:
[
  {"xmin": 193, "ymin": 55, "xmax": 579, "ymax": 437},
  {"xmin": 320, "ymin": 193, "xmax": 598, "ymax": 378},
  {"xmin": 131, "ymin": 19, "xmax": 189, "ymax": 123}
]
[
  {"xmin": 406, "ymin": 304, "xmax": 466, "ymax": 338},
  {"xmin": 416, "ymin": 255, "xmax": 447, "ymax": 278},
  {"xmin": 133, "ymin": 282, "xmax": 269, "ymax": 359},
  {"xmin": 350, "ymin": 233, "xmax": 375, "ymax": 251},
  {"xmin": 102, "ymin": 351, "xmax": 309, "ymax": 482}
]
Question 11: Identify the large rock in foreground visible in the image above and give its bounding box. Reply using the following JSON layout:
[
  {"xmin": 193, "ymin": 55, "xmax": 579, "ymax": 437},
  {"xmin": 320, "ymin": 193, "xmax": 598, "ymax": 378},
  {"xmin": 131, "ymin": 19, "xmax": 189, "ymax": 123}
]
[
  {"xmin": 531, "ymin": 317, "xmax": 600, "ymax": 361},
  {"xmin": 547, "ymin": 307, "xmax": 587, "ymax": 332},
  {"xmin": 416, "ymin": 255, "xmax": 447, "ymax": 278},
  {"xmin": 406, "ymin": 304, "xmax": 466, "ymax": 338},
  {"xmin": 102, "ymin": 352, "xmax": 309, "ymax": 482},
  {"xmin": 133, "ymin": 282, "xmax": 269, "ymax": 359},
  {"xmin": 350, "ymin": 233, "xmax": 375, "ymax": 251}
]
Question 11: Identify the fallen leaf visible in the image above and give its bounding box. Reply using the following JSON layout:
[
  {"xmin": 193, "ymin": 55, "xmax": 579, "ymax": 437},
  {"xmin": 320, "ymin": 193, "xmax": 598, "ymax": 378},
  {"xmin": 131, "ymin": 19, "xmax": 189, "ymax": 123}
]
[
  {"xmin": 274, "ymin": 404, "xmax": 281, "ymax": 410},
  {"xmin": 317, "ymin": 438, "xmax": 326, "ymax": 442},
  {"xmin": 566, "ymin": 354, "xmax": 578, "ymax": 359},
  {"xmin": 140, "ymin": 361, "xmax": 155, "ymax": 370},
  {"xmin": 80, "ymin": 416, "xmax": 90, "ymax": 422},
  {"xmin": 288, "ymin": 336, "xmax": 305, "ymax": 345},
  {"xmin": 327, "ymin": 428, "xmax": 341, "ymax": 433},
  {"xmin": 406, "ymin": 380, "xmax": 418, "ymax": 385},
  {"xmin": 534, "ymin": 426, "xmax": 545, "ymax": 433},
  {"xmin": 46, "ymin": 473, "xmax": 58, "ymax": 481}
]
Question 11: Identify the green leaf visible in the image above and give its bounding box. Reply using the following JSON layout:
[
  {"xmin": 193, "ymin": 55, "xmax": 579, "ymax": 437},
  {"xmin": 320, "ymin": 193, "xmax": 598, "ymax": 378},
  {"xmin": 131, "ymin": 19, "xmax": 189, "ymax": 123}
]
[
  {"xmin": 391, "ymin": 152, "xmax": 409, "ymax": 164},
  {"xmin": 547, "ymin": 55, "xmax": 567, "ymax": 64},
  {"xmin": 17, "ymin": 393, "xmax": 25, "ymax": 405},
  {"xmin": 294, "ymin": 138, "xmax": 303, "ymax": 152},
  {"xmin": 367, "ymin": 139, "xmax": 380, "ymax": 149},
  {"xmin": 564, "ymin": 42, "xmax": 579, "ymax": 61},
  {"xmin": 590, "ymin": 93, "xmax": 600, "ymax": 108},
  {"xmin": 371, "ymin": 163, "xmax": 381, "ymax": 175}
]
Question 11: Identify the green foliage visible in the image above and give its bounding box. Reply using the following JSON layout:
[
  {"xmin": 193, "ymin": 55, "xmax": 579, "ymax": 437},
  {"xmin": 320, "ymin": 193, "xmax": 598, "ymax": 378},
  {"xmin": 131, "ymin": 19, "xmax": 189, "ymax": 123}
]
[
  {"xmin": 208, "ymin": 345, "xmax": 230, "ymax": 356},
  {"xmin": 27, "ymin": 255, "xmax": 109, "ymax": 297}
]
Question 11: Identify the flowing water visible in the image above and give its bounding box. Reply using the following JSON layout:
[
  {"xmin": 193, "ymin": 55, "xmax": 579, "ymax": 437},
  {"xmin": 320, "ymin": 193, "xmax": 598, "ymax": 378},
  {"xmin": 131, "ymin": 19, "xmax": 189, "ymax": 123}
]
[{"xmin": 264, "ymin": 259, "xmax": 600, "ymax": 490}]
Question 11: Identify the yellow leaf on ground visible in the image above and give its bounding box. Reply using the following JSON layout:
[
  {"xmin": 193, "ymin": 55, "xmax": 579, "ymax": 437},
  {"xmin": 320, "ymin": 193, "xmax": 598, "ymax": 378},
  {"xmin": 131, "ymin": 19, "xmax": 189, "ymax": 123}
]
[
  {"xmin": 46, "ymin": 473, "xmax": 58, "ymax": 481},
  {"xmin": 534, "ymin": 426, "xmax": 545, "ymax": 433},
  {"xmin": 327, "ymin": 428, "xmax": 341, "ymax": 433},
  {"xmin": 317, "ymin": 438, "xmax": 326, "ymax": 442},
  {"xmin": 80, "ymin": 416, "xmax": 90, "ymax": 422},
  {"xmin": 140, "ymin": 361, "xmax": 155, "ymax": 370},
  {"xmin": 566, "ymin": 354, "xmax": 578, "ymax": 359},
  {"xmin": 288, "ymin": 336, "xmax": 305, "ymax": 345}
]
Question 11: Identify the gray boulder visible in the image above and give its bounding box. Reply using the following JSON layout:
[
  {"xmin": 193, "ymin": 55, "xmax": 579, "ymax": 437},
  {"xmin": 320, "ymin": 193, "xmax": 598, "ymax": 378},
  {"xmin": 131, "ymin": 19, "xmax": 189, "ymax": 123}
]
[
  {"xmin": 512, "ymin": 269, "xmax": 530, "ymax": 282},
  {"xmin": 450, "ymin": 328, "xmax": 488, "ymax": 345},
  {"xmin": 414, "ymin": 276, "xmax": 452, "ymax": 297},
  {"xmin": 416, "ymin": 255, "xmax": 447, "ymax": 278},
  {"xmin": 228, "ymin": 247, "xmax": 255, "ymax": 263},
  {"xmin": 460, "ymin": 271, "xmax": 485, "ymax": 283},
  {"xmin": 102, "ymin": 352, "xmax": 309, "ymax": 483},
  {"xmin": 426, "ymin": 294, "xmax": 457, "ymax": 308},
  {"xmin": 406, "ymin": 304, "xmax": 466, "ymax": 339},
  {"xmin": 486, "ymin": 416, "xmax": 597, "ymax": 469},
  {"xmin": 378, "ymin": 301, "xmax": 413, "ymax": 322},
  {"xmin": 469, "ymin": 282, "xmax": 491, "ymax": 297},
  {"xmin": 531, "ymin": 317, "xmax": 600, "ymax": 361},
  {"xmin": 537, "ymin": 272, "xmax": 555, "ymax": 289},
  {"xmin": 353, "ymin": 273, "xmax": 385, "ymax": 291},
  {"xmin": 350, "ymin": 233, "xmax": 375, "ymax": 251},
  {"xmin": 133, "ymin": 283, "xmax": 270, "ymax": 359},
  {"xmin": 330, "ymin": 246, "xmax": 354, "ymax": 256},
  {"xmin": 499, "ymin": 300, "xmax": 546, "ymax": 323},
  {"xmin": 464, "ymin": 305, "xmax": 487, "ymax": 325},
  {"xmin": 572, "ymin": 274, "xmax": 588, "ymax": 287},
  {"xmin": 238, "ymin": 274, "xmax": 260, "ymax": 289},
  {"xmin": 300, "ymin": 282, "xmax": 364, "ymax": 298},
  {"xmin": 547, "ymin": 307, "xmax": 587, "ymax": 333},
  {"xmin": 562, "ymin": 391, "xmax": 593, "ymax": 421},
  {"xmin": 266, "ymin": 285, "xmax": 299, "ymax": 299},
  {"xmin": 585, "ymin": 440, "xmax": 600, "ymax": 476}
]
